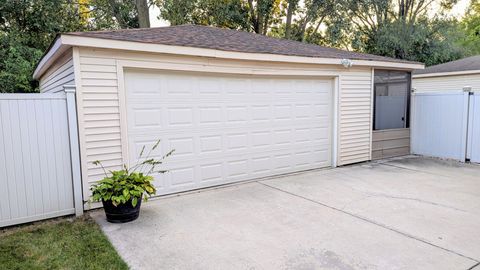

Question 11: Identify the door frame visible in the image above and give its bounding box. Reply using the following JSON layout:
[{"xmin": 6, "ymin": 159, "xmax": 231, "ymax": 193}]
[
  {"xmin": 116, "ymin": 59, "xmax": 341, "ymax": 170},
  {"xmin": 371, "ymin": 69, "xmax": 413, "ymax": 160}
]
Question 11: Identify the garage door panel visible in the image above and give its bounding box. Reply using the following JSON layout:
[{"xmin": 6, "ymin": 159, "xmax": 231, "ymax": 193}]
[
  {"xmin": 125, "ymin": 70, "xmax": 332, "ymax": 195},
  {"xmin": 199, "ymin": 106, "xmax": 223, "ymax": 124},
  {"xmin": 147, "ymin": 149, "xmax": 330, "ymax": 193},
  {"xmin": 128, "ymin": 104, "xmax": 333, "ymax": 131},
  {"xmin": 128, "ymin": 129, "xmax": 329, "ymax": 161},
  {"xmin": 131, "ymin": 131, "xmax": 325, "ymax": 154},
  {"xmin": 127, "ymin": 120, "xmax": 328, "ymax": 138}
]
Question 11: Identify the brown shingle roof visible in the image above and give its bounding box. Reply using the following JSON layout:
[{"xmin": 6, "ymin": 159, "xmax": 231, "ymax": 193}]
[
  {"xmin": 413, "ymin": 55, "xmax": 480, "ymax": 75},
  {"xmin": 67, "ymin": 24, "xmax": 420, "ymax": 65}
]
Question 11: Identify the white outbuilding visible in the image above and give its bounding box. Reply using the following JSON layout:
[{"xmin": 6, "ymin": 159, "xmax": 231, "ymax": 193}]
[
  {"xmin": 33, "ymin": 25, "xmax": 423, "ymax": 202},
  {"xmin": 413, "ymin": 55, "xmax": 480, "ymax": 93}
]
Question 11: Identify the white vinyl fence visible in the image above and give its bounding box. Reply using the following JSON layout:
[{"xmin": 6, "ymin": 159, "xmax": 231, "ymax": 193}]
[
  {"xmin": 411, "ymin": 90, "xmax": 480, "ymax": 163},
  {"xmin": 467, "ymin": 93, "xmax": 480, "ymax": 163},
  {"xmin": 0, "ymin": 87, "xmax": 82, "ymax": 228}
]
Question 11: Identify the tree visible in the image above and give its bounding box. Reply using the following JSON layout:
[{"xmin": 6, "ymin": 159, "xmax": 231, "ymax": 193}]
[
  {"xmin": 284, "ymin": 0, "xmax": 299, "ymax": 39},
  {"xmin": 344, "ymin": 0, "xmax": 465, "ymax": 65},
  {"xmin": 0, "ymin": 35, "xmax": 43, "ymax": 93},
  {"xmin": 156, "ymin": 0, "xmax": 281, "ymax": 34},
  {"xmin": 245, "ymin": 0, "xmax": 282, "ymax": 34},
  {"xmin": 359, "ymin": 18, "xmax": 464, "ymax": 66},
  {"xmin": 293, "ymin": 0, "xmax": 337, "ymax": 41},
  {"xmin": 156, "ymin": 0, "xmax": 248, "ymax": 28},
  {"xmin": 85, "ymin": 0, "xmax": 139, "ymax": 29},
  {"xmin": 135, "ymin": 0, "xmax": 151, "ymax": 28},
  {"xmin": 458, "ymin": 0, "xmax": 480, "ymax": 55},
  {"xmin": 0, "ymin": 0, "xmax": 88, "ymax": 93}
]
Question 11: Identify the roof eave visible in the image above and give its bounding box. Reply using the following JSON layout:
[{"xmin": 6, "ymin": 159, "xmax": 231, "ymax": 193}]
[
  {"xmin": 413, "ymin": 69, "xmax": 480, "ymax": 78},
  {"xmin": 35, "ymin": 34, "xmax": 424, "ymax": 79},
  {"xmin": 33, "ymin": 36, "xmax": 72, "ymax": 80}
]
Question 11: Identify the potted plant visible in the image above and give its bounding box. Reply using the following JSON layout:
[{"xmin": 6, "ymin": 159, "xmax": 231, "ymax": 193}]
[{"xmin": 91, "ymin": 140, "xmax": 174, "ymax": 223}]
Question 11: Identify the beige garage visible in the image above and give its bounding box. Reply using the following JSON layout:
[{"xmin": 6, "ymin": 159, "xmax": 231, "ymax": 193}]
[{"xmin": 33, "ymin": 25, "xmax": 423, "ymax": 204}]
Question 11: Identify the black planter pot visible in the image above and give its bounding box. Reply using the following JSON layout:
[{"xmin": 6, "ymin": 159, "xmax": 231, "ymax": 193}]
[{"xmin": 102, "ymin": 198, "xmax": 142, "ymax": 223}]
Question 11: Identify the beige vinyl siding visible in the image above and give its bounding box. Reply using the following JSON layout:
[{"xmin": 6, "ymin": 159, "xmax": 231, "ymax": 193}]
[
  {"xmin": 413, "ymin": 73, "xmax": 480, "ymax": 92},
  {"xmin": 338, "ymin": 69, "xmax": 373, "ymax": 165},
  {"xmin": 39, "ymin": 50, "xmax": 75, "ymax": 93},
  {"xmin": 76, "ymin": 47, "xmax": 374, "ymax": 194},
  {"xmin": 372, "ymin": 128, "xmax": 410, "ymax": 160}
]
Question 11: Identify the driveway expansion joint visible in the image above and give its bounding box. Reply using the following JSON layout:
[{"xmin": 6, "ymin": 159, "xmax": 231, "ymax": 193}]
[
  {"xmin": 467, "ymin": 262, "xmax": 480, "ymax": 270},
  {"xmin": 365, "ymin": 192, "xmax": 468, "ymax": 213},
  {"xmin": 378, "ymin": 162, "xmax": 465, "ymax": 180},
  {"xmin": 257, "ymin": 181, "xmax": 480, "ymax": 263}
]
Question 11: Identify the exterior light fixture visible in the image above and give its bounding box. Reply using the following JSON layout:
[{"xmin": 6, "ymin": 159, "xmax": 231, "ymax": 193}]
[{"xmin": 341, "ymin": 59, "xmax": 353, "ymax": 68}]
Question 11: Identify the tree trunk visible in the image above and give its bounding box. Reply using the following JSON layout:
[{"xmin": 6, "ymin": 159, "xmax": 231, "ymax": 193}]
[
  {"xmin": 247, "ymin": 0, "xmax": 260, "ymax": 33},
  {"xmin": 257, "ymin": 13, "xmax": 264, "ymax": 34},
  {"xmin": 135, "ymin": 0, "xmax": 150, "ymax": 28},
  {"xmin": 285, "ymin": 0, "xmax": 296, "ymax": 39}
]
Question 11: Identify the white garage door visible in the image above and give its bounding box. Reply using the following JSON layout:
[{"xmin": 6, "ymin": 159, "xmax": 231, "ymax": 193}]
[{"xmin": 125, "ymin": 70, "xmax": 333, "ymax": 195}]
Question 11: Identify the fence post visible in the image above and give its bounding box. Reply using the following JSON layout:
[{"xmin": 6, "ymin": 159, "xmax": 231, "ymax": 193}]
[
  {"xmin": 464, "ymin": 86, "xmax": 473, "ymax": 161},
  {"xmin": 64, "ymin": 85, "xmax": 84, "ymax": 217},
  {"xmin": 461, "ymin": 88, "xmax": 471, "ymax": 162}
]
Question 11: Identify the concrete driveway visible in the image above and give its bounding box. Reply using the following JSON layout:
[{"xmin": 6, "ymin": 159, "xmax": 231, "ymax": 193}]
[{"xmin": 92, "ymin": 156, "xmax": 480, "ymax": 270}]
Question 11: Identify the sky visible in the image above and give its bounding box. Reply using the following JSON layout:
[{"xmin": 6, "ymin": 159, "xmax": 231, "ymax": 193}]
[
  {"xmin": 149, "ymin": 0, "xmax": 471, "ymax": 28},
  {"xmin": 150, "ymin": 5, "xmax": 167, "ymax": 27}
]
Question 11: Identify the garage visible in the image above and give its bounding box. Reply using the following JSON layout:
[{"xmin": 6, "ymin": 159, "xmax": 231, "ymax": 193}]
[
  {"xmin": 32, "ymin": 25, "xmax": 424, "ymax": 203},
  {"xmin": 124, "ymin": 70, "xmax": 332, "ymax": 194}
]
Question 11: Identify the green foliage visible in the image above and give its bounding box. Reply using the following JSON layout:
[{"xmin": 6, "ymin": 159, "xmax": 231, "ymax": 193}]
[
  {"xmin": 0, "ymin": 217, "xmax": 128, "ymax": 269},
  {"xmin": 90, "ymin": 170, "xmax": 156, "ymax": 207},
  {"xmin": 156, "ymin": 0, "xmax": 282, "ymax": 33},
  {"xmin": 0, "ymin": 0, "xmax": 87, "ymax": 93},
  {"xmin": 458, "ymin": 0, "xmax": 480, "ymax": 55},
  {"xmin": 157, "ymin": 0, "xmax": 249, "ymax": 29},
  {"xmin": 0, "ymin": 0, "xmax": 88, "ymax": 49},
  {"xmin": 88, "ymin": 0, "xmax": 140, "ymax": 29},
  {"xmin": 0, "ymin": 35, "xmax": 43, "ymax": 93},
  {"xmin": 355, "ymin": 19, "xmax": 465, "ymax": 66},
  {"xmin": 91, "ymin": 140, "xmax": 174, "ymax": 207},
  {"xmin": 344, "ymin": 0, "xmax": 467, "ymax": 66},
  {"xmin": 0, "ymin": 0, "xmax": 139, "ymax": 93}
]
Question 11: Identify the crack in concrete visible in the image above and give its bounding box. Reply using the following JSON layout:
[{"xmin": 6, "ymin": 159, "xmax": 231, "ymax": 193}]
[
  {"xmin": 336, "ymin": 188, "xmax": 468, "ymax": 213},
  {"xmin": 378, "ymin": 161, "xmax": 471, "ymax": 181},
  {"xmin": 340, "ymin": 195, "xmax": 372, "ymax": 210},
  {"xmin": 362, "ymin": 192, "xmax": 469, "ymax": 213},
  {"xmin": 258, "ymin": 181, "xmax": 480, "ymax": 264},
  {"xmin": 331, "ymin": 164, "xmax": 471, "ymax": 214},
  {"xmin": 467, "ymin": 262, "xmax": 480, "ymax": 270}
]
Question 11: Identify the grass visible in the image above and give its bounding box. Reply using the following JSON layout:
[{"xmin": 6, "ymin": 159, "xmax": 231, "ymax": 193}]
[{"xmin": 0, "ymin": 216, "xmax": 128, "ymax": 270}]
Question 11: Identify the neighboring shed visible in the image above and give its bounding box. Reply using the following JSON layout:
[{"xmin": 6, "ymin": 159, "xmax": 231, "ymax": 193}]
[
  {"xmin": 413, "ymin": 55, "xmax": 480, "ymax": 92},
  {"xmin": 33, "ymin": 25, "xmax": 423, "ymax": 203},
  {"xmin": 411, "ymin": 56, "xmax": 480, "ymax": 163}
]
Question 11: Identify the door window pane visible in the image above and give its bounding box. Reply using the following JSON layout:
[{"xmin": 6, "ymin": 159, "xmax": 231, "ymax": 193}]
[{"xmin": 374, "ymin": 70, "xmax": 410, "ymax": 130}]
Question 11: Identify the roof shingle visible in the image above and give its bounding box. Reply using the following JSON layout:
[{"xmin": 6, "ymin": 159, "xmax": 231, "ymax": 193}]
[
  {"xmin": 67, "ymin": 25, "xmax": 420, "ymax": 65},
  {"xmin": 413, "ymin": 55, "xmax": 480, "ymax": 75}
]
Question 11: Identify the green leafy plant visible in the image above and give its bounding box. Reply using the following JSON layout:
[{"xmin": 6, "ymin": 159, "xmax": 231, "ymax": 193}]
[{"xmin": 91, "ymin": 140, "xmax": 174, "ymax": 207}]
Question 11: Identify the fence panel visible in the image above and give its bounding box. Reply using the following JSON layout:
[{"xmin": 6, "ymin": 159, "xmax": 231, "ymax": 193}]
[
  {"xmin": 468, "ymin": 93, "xmax": 480, "ymax": 163},
  {"xmin": 0, "ymin": 93, "xmax": 81, "ymax": 227},
  {"xmin": 411, "ymin": 91, "xmax": 470, "ymax": 161}
]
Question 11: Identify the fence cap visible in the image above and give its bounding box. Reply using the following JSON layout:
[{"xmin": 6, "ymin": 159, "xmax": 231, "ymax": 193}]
[
  {"xmin": 463, "ymin": 86, "xmax": 472, "ymax": 92},
  {"xmin": 64, "ymin": 85, "xmax": 76, "ymax": 93}
]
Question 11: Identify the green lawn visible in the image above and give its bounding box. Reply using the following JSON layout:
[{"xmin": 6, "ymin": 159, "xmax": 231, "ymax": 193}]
[{"xmin": 0, "ymin": 216, "xmax": 128, "ymax": 270}]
